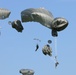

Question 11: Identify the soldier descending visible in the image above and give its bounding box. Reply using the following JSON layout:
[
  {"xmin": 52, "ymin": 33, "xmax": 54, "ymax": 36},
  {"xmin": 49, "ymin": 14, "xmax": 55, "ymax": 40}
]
[
  {"xmin": 35, "ymin": 44, "xmax": 39, "ymax": 51},
  {"xmin": 55, "ymin": 56, "xmax": 59, "ymax": 68},
  {"xmin": 34, "ymin": 38, "xmax": 41, "ymax": 51}
]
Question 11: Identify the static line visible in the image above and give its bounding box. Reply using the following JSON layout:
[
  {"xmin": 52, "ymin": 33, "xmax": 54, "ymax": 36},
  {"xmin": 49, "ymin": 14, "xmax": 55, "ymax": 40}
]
[
  {"xmin": 54, "ymin": 37, "xmax": 58, "ymax": 57},
  {"xmin": 0, "ymin": 27, "xmax": 1, "ymax": 35},
  {"xmin": 50, "ymin": 56, "xmax": 56, "ymax": 63}
]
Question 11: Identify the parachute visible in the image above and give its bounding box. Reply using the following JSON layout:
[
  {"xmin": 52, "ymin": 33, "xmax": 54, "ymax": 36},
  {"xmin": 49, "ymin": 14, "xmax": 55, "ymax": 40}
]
[
  {"xmin": 33, "ymin": 38, "xmax": 41, "ymax": 42},
  {"xmin": 8, "ymin": 20, "xmax": 24, "ymax": 32},
  {"xmin": 42, "ymin": 44, "xmax": 52, "ymax": 56},
  {"xmin": 21, "ymin": 8, "xmax": 54, "ymax": 28},
  {"xmin": 0, "ymin": 8, "xmax": 11, "ymax": 19},
  {"xmin": 19, "ymin": 69, "xmax": 34, "ymax": 75},
  {"xmin": 51, "ymin": 17, "xmax": 68, "ymax": 37},
  {"xmin": 21, "ymin": 7, "xmax": 68, "ymax": 37}
]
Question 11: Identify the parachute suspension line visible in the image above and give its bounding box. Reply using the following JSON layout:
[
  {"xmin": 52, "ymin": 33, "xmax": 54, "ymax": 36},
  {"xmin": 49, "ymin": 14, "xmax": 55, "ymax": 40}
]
[
  {"xmin": 50, "ymin": 56, "xmax": 56, "ymax": 63},
  {"xmin": 0, "ymin": 27, "xmax": 1, "ymax": 35},
  {"xmin": 54, "ymin": 37, "xmax": 58, "ymax": 60},
  {"xmin": 50, "ymin": 37, "xmax": 58, "ymax": 63},
  {"xmin": 54, "ymin": 37, "xmax": 57, "ymax": 56},
  {"xmin": 8, "ymin": 21, "xmax": 12, "ymax": 25}
]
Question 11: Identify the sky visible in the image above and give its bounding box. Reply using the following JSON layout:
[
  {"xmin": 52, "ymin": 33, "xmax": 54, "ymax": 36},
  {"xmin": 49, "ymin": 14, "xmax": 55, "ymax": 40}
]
[{"xmin": 0, "ymin": 0, "xmax": 76, "ymax": 75}]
